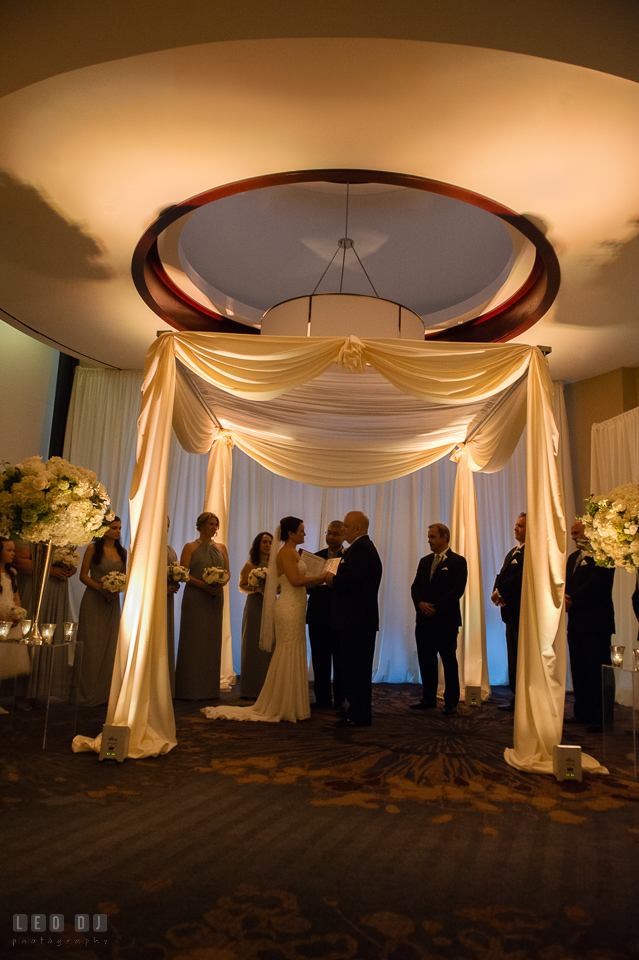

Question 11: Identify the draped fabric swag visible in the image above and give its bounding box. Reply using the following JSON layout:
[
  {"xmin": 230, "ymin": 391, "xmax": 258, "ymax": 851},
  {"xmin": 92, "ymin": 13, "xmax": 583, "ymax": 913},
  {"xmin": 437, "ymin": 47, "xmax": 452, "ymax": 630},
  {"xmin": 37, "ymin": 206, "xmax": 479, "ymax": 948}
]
[{"xmin": 71, "ymin": 332, "xmax": 601, "ymax": 774}]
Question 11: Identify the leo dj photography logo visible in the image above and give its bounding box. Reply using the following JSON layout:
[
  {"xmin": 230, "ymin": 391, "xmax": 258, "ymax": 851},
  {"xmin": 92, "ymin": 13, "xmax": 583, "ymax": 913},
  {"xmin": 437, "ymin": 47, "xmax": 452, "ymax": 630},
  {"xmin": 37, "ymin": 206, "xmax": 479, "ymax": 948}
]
[{"xmin": 12, "ymin": 914, "xmax": 108, "ymax": 948}]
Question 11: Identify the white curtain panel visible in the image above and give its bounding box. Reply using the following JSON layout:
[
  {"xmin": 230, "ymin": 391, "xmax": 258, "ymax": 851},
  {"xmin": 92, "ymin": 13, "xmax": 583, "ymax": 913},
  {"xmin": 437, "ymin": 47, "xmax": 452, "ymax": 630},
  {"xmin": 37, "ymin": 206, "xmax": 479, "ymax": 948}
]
[
  {"xmin": 67, "ymin": 333, "xmax": 595, "ymax": 773},
  {"xmin": 591, "ymin": 405, "xmax": 639, "ymax": 701}
]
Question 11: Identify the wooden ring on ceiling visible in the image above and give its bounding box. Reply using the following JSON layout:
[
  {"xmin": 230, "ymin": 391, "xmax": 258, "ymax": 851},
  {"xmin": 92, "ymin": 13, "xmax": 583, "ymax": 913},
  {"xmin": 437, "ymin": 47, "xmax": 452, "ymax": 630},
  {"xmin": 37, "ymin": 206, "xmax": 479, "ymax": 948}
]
[{"xmin": 131, "ymin": 169, "xmax": 560, "ymax": 341}]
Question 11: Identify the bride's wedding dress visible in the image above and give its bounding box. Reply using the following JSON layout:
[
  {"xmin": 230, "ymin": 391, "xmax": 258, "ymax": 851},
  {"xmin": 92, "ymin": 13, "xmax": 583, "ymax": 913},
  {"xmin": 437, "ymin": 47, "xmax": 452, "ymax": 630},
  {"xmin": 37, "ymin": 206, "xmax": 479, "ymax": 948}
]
[{"xmin": 201, "ymin": 560, "xmax": 311, "ymax": 723}]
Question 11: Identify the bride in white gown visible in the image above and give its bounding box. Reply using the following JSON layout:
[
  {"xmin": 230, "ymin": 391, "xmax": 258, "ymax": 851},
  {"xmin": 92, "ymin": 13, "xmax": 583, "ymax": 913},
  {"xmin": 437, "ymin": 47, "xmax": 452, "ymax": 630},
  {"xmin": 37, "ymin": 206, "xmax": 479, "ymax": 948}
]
[{"xmin": 201, "ymin": 517, "xmax": 326, "ymax": 723}]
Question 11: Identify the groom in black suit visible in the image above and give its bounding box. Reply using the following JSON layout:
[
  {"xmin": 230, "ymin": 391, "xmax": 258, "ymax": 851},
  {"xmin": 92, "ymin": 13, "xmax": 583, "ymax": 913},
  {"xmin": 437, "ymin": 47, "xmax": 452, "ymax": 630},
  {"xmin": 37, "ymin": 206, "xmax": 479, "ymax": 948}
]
[
  {"xmin": 325, "ymin": 511, "xmax": 383, "ymax": 727},
  {"xmin": 410, "ymin": 523, "xmax": 468, "ymax": 715},
  {"xmin": 565, "ymin": 519, "xmax": 615, "ymax": 731}
]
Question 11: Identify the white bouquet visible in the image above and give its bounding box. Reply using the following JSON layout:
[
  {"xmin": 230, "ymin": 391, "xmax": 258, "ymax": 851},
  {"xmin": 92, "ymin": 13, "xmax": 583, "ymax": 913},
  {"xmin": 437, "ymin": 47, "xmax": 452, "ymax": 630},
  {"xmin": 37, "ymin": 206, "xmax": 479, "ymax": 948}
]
[
  {"xmin": 582, "ymin": 483, "xmax": 639, "ymax": 571},
  {"xmin": 247, "ymin": 566, "xmax": 268, "ymax": 589},
  {"xmin": 167, "ymin": 561, "xmax": 189, "ymax": 583},
  {"xmin": 53, "ymin": 546, "xmax": 81, "ymax": 568},
  {"xmin": 101, "ymin": 571, "xmax": 127, "ymax": 593},
  {"xmin": 10, "ymin": 605, "xmax": 27, "ymax": 620},
  {"xmin": 202, "ymin": 566, "xmax": 230, "ymax": 586},
  {"xmin": 0, "ymin": 456, "xmax": 113, "ymax": 547}
]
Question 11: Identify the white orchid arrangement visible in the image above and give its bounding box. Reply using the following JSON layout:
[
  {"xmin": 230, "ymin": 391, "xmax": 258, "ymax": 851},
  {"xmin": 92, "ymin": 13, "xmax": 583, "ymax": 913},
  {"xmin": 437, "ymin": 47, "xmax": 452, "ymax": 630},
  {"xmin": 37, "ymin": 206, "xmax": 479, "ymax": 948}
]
[
  {"xmin": 0, "ymin": 457, "xmax": 113, "ymax": 547},
  {"xmin": 167, "ymin": 561, "xmax": 189, "ymax": 583},
  {"xmin": 247, "ymin": 566, "xmax": 268, "ymax": 589},
  {"xmin": 202, "ymin": 566, "xmax": 230, "ymax": 586},
  {"xmin": 582, "ymin": 483, "xmax": 639, "ymax": 571},
  {"xmin": 101, "ymin": 571, "xmax": 127, "ymax": 593},
  {"xmin": 10, "ymin": 605, "xmax": 27, "ymax": 621}
]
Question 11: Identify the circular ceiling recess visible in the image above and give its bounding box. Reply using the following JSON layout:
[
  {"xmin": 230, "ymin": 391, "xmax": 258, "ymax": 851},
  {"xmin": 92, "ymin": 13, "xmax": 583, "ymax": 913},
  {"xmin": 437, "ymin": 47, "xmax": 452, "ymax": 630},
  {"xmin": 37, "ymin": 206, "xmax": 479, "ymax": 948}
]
[{"xmin": 131, "ymin": 169, "xmax": 560, "ymax": 342}]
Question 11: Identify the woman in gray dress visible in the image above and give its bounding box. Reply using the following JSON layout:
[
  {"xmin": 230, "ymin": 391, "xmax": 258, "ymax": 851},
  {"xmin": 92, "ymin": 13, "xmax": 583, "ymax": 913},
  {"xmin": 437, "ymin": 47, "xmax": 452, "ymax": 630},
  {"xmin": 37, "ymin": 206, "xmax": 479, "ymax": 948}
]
[
  {"xmin": 73, "ymin": 517, "xmax": 127, "ymax": 706},
  {"xmin": 239, "ymin": 531, "xmax": 273, "ymax": 700},
  {"xmin": 14, "ymin": 542, "xmax": 77, "ymax": 703},
  {"xmin": 175, "ymin": 512, "xmax": 229, "ymax": 701}
]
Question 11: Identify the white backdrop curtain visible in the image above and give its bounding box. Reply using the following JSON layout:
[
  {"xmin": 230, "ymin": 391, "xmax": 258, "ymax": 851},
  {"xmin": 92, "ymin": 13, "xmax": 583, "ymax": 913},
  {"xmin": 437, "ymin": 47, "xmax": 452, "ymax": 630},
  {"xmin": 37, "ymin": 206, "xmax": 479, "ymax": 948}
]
[
  {"xmin": 66, "ymin": 333, "xmax": 591, "ymax": 773},
  {"xmin": 591, "ymin": 405, "xmax": 639, "ymax": 703}
]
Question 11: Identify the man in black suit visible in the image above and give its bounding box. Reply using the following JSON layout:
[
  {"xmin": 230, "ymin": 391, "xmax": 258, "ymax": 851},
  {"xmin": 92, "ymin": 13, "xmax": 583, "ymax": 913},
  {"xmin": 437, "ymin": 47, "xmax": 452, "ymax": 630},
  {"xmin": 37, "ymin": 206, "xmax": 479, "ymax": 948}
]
[
  {"xmin": 306, "ymin": 520, "xmax": 346, "ymax": 709},
  {"xmin": 410, "ymin": 523, "xmax": 468, "ymax": 716},
  {"xmin": 325, "ymin": 511, "xmax": 383, "ymax": 727},
  {"xmin": 491, "ymin": 512, "xmax": 526, "ymax": 710},
  {"xmin": 565, "ymin": 519, "xmax": 615, "ymax": 732}
]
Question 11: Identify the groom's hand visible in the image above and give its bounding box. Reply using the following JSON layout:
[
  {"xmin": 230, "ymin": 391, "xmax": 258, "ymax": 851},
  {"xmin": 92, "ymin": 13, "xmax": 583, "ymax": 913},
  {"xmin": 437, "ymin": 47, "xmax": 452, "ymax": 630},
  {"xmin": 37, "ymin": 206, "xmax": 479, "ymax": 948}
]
[
  {"xmin": 324, "ymin": 572, "xmax": 334, "ymax": 587},
  {"xmin": 418, "ymin": 601, "xmax": 435, "ymax": 616}
]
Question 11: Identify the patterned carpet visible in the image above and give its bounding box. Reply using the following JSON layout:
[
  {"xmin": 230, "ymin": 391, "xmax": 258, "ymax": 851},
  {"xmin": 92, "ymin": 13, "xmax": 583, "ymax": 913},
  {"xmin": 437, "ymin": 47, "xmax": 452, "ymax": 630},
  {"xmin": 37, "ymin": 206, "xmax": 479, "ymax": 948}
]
[{"xmin": 2, "ymin": 684, "xmax": 638, "ymax": 959}]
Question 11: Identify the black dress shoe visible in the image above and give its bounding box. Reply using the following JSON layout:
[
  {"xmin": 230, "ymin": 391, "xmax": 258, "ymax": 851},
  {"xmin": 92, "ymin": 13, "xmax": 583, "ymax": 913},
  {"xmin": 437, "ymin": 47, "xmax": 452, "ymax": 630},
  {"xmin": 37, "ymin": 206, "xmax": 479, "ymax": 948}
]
[
  {"xmin": 442, "ymin": 706, "xmax": 457, "ymax": 716},
  {"xmin": 498, "ymin": 702, "xmax": 515, "ymax": 712},
  {"xmin": 335, "ymin": 717, "xmax": 371, "ymax": 727},
  {"xmin": 410, "ymin": 701, "xmax": 437, "ymax": 709}
]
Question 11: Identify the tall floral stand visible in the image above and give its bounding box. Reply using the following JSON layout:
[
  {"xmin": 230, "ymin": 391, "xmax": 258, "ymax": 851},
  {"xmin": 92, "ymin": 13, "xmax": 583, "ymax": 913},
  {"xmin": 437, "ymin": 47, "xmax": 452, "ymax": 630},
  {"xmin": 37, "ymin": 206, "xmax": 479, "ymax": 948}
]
[{"xmin": 26, "ymin": 540, "xmax": 54, "ymax": 644}]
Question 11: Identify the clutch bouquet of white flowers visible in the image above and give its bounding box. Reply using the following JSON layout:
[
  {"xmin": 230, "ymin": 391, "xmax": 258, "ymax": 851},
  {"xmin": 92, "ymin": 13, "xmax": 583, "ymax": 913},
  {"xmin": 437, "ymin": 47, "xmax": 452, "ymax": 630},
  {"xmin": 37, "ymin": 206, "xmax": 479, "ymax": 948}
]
[
  {"xmin": 10, "ymin": 605, "xmax": 27, "ymax": 621},
  {"xmin": 0, "ymin": 456, "xmax": 113, "ymax": 546},
  {"xmin": 53, "ymin": 546, "xmax": 81, "ymax": 568},
  {"xmin": 247, "ymin": 566, "xmax": 268, "ymax": 589},
  {"xmin": 582, "ymin": 482, "xmax": 639, "ymax": 571},
  {"xmin": 167, "ymin": 561, "xmax": 189, "ymax": 583},
  {"xmin": 202, "ymin": 566, "xmax": 231, "ymax": 586},
  {"xmin": 101, "ymin": 571, "xmax": 127, "ymax": 593}
]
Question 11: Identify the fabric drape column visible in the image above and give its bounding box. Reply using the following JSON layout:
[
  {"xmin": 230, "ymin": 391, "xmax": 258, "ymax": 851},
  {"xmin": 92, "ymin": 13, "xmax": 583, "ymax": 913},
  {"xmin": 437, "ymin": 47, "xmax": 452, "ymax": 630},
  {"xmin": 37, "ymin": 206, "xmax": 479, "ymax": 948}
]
[
  {"xmin": 451, "ymin": 446, "xmax": 490, "ymax": 700},
  {"xmin": 504, "ymin": 351, "xmax": 604, "ymax": 773},
  {"xmin": 204, "ymin": 431, "xmax": 236, "ymax": 690},
  {"xmin": 73, "ymin": 335, "xmax": 178, "ymax": 757}
]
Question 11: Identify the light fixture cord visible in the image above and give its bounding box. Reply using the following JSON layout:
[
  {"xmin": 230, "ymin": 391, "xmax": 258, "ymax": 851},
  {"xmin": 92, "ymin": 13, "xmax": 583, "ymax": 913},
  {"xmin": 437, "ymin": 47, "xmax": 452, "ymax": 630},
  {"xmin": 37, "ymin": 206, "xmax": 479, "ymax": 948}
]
[
  {"xmin": 339, "ymin": 182, "xmax": 350, "ymax": 294},
  {"xmin": 311, "ymin": 247, "xmax": 340, "ymax": 296},
  {"xmin": 352, "ymin": 245, "xmax": 379, "ymax": 298}
]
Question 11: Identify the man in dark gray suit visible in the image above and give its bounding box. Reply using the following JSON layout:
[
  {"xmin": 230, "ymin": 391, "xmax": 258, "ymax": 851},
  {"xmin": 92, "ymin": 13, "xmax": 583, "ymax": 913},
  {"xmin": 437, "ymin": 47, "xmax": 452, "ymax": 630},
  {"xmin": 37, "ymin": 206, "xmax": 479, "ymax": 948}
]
[
  {"xmin": 491, "ymin": 512, "xmax": 526, "ymax": 710},
  {"xmin": 306, "ymin": 520, "xmax": 346, "ymax": 709},
  {"xmin": 410, "ymin": 523, "xmax": 468, "ymax": 716},
  {"xmin": 565, "ymin": 519, "xmax": 615, "ymax": 732},
  {"xmin": 325, "ymin": 511, "xmax": 382, "ymax": 727}
]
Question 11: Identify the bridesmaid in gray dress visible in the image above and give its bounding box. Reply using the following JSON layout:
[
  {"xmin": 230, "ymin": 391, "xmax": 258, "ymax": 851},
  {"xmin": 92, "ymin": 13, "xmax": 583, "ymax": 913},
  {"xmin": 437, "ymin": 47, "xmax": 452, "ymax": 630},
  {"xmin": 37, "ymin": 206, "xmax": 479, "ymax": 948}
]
[
  {"xmin": 14, "ymin": 542, "xmax": 77, "ymax": 703},
  {"xmin": 175, "ymin": 512, "xmax": 229, "ymax": 701},
  {"xmin": 73, "ymin": 517, "xmax": 127, "ymax": 707},
  {"xmin": 239, "ymin": 531, "xmax": 273, "ymax": 700}
]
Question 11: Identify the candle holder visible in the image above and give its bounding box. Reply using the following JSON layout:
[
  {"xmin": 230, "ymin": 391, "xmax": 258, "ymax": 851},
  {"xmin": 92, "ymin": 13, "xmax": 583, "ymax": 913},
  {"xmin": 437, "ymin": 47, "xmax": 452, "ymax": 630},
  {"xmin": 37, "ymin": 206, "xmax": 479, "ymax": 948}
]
[
  {"xmin": 0, "ymin": 621, "xmax": 12, "ymax": 640},
  {"xmin": 63, "ymin": 622, "xmax": 78, "ymax": 643},
  {"xmin": 40, "ymin": 623, "xmax": 57, "ymax": 644},
  {"xmin": 633, "ymin": 648, "xmax": 639, "ymax": 672},
  {"xmin": 19, "ymin": 620, "xmax": 32, "ymax": 644},
  {"xmin": 610, "ymin": 645, "xmax": 625, "ymax": 667}
]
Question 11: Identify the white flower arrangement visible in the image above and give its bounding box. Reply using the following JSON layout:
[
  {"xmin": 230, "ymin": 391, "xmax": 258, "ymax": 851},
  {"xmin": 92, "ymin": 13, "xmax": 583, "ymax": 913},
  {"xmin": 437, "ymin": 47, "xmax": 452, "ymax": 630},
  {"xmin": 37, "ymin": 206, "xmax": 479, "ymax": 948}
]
[
  {"xmin": 582, "ymin": 483, "xmax": 639, "ymax": 571},
  {"xmin": 202, "ymin": 566, "xmax": 230, "ymax": 586},
  {"xmin": 101, "ymin": 571, "xmax": 127, "ymax": 593},
  {"xmin": 247, "ymin": 566, "xmax": 268, "ymax": 589},
  {"xmin": 0, "ymin": 456, "xmax": 113, "ymax": 547},
  {"xmin": 167, "ymin": 561, "xmax": 189, "ymax": 583},
  {"xmin": 53, "ymin": 546, "xmax": 81, "ymax": 568},
  {"xmin": 10, "ymin": 605, "xmax": 27, "ymax": 620}
]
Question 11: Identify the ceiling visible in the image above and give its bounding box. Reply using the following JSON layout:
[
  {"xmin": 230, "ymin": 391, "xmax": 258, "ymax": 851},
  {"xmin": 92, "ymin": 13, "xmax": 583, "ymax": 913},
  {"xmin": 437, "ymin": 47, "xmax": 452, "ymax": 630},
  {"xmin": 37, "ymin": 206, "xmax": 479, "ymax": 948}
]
[{"xmin": 1, "ymin": 0, "xmax": 638, "ymax": 381}]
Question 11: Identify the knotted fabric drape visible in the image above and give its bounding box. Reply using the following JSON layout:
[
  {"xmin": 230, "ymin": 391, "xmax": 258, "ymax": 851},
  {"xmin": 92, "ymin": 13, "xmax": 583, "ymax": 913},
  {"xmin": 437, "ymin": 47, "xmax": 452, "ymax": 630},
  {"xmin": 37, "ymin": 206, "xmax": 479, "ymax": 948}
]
[{"xmin": 72, "ymin": 332, "xmax": 603, "ymax": 773}]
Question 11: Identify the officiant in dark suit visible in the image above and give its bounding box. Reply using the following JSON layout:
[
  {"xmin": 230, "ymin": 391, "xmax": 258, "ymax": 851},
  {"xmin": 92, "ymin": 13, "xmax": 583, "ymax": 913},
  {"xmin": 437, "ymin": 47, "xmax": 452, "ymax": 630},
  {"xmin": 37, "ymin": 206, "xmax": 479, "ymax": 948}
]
[
  {"xmin": 306, "ymin": 520, "xmax": 346, "ymax": 709},
  {"xmin": 410, "ymin": 523, "xmax": 468, "ymax": 716},
  {"xmin": 565, "ymin": 519, "xmax": 615, "ymax": 731},
  {"xmin": 325, "ymin": 511, "xmax": 383, "ymax": 727},
  {"xmin": 491, "ymin": 512, "xmax": 526, "ymax": 710}
]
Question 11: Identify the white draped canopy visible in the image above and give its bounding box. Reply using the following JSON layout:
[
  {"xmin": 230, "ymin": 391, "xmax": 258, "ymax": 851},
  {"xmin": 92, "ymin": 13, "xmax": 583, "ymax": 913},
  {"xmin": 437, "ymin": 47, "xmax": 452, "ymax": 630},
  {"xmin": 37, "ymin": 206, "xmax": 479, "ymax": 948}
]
[{"xmin": 72, "ymin": 331, "xmax": 604, "ymax": 774}]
